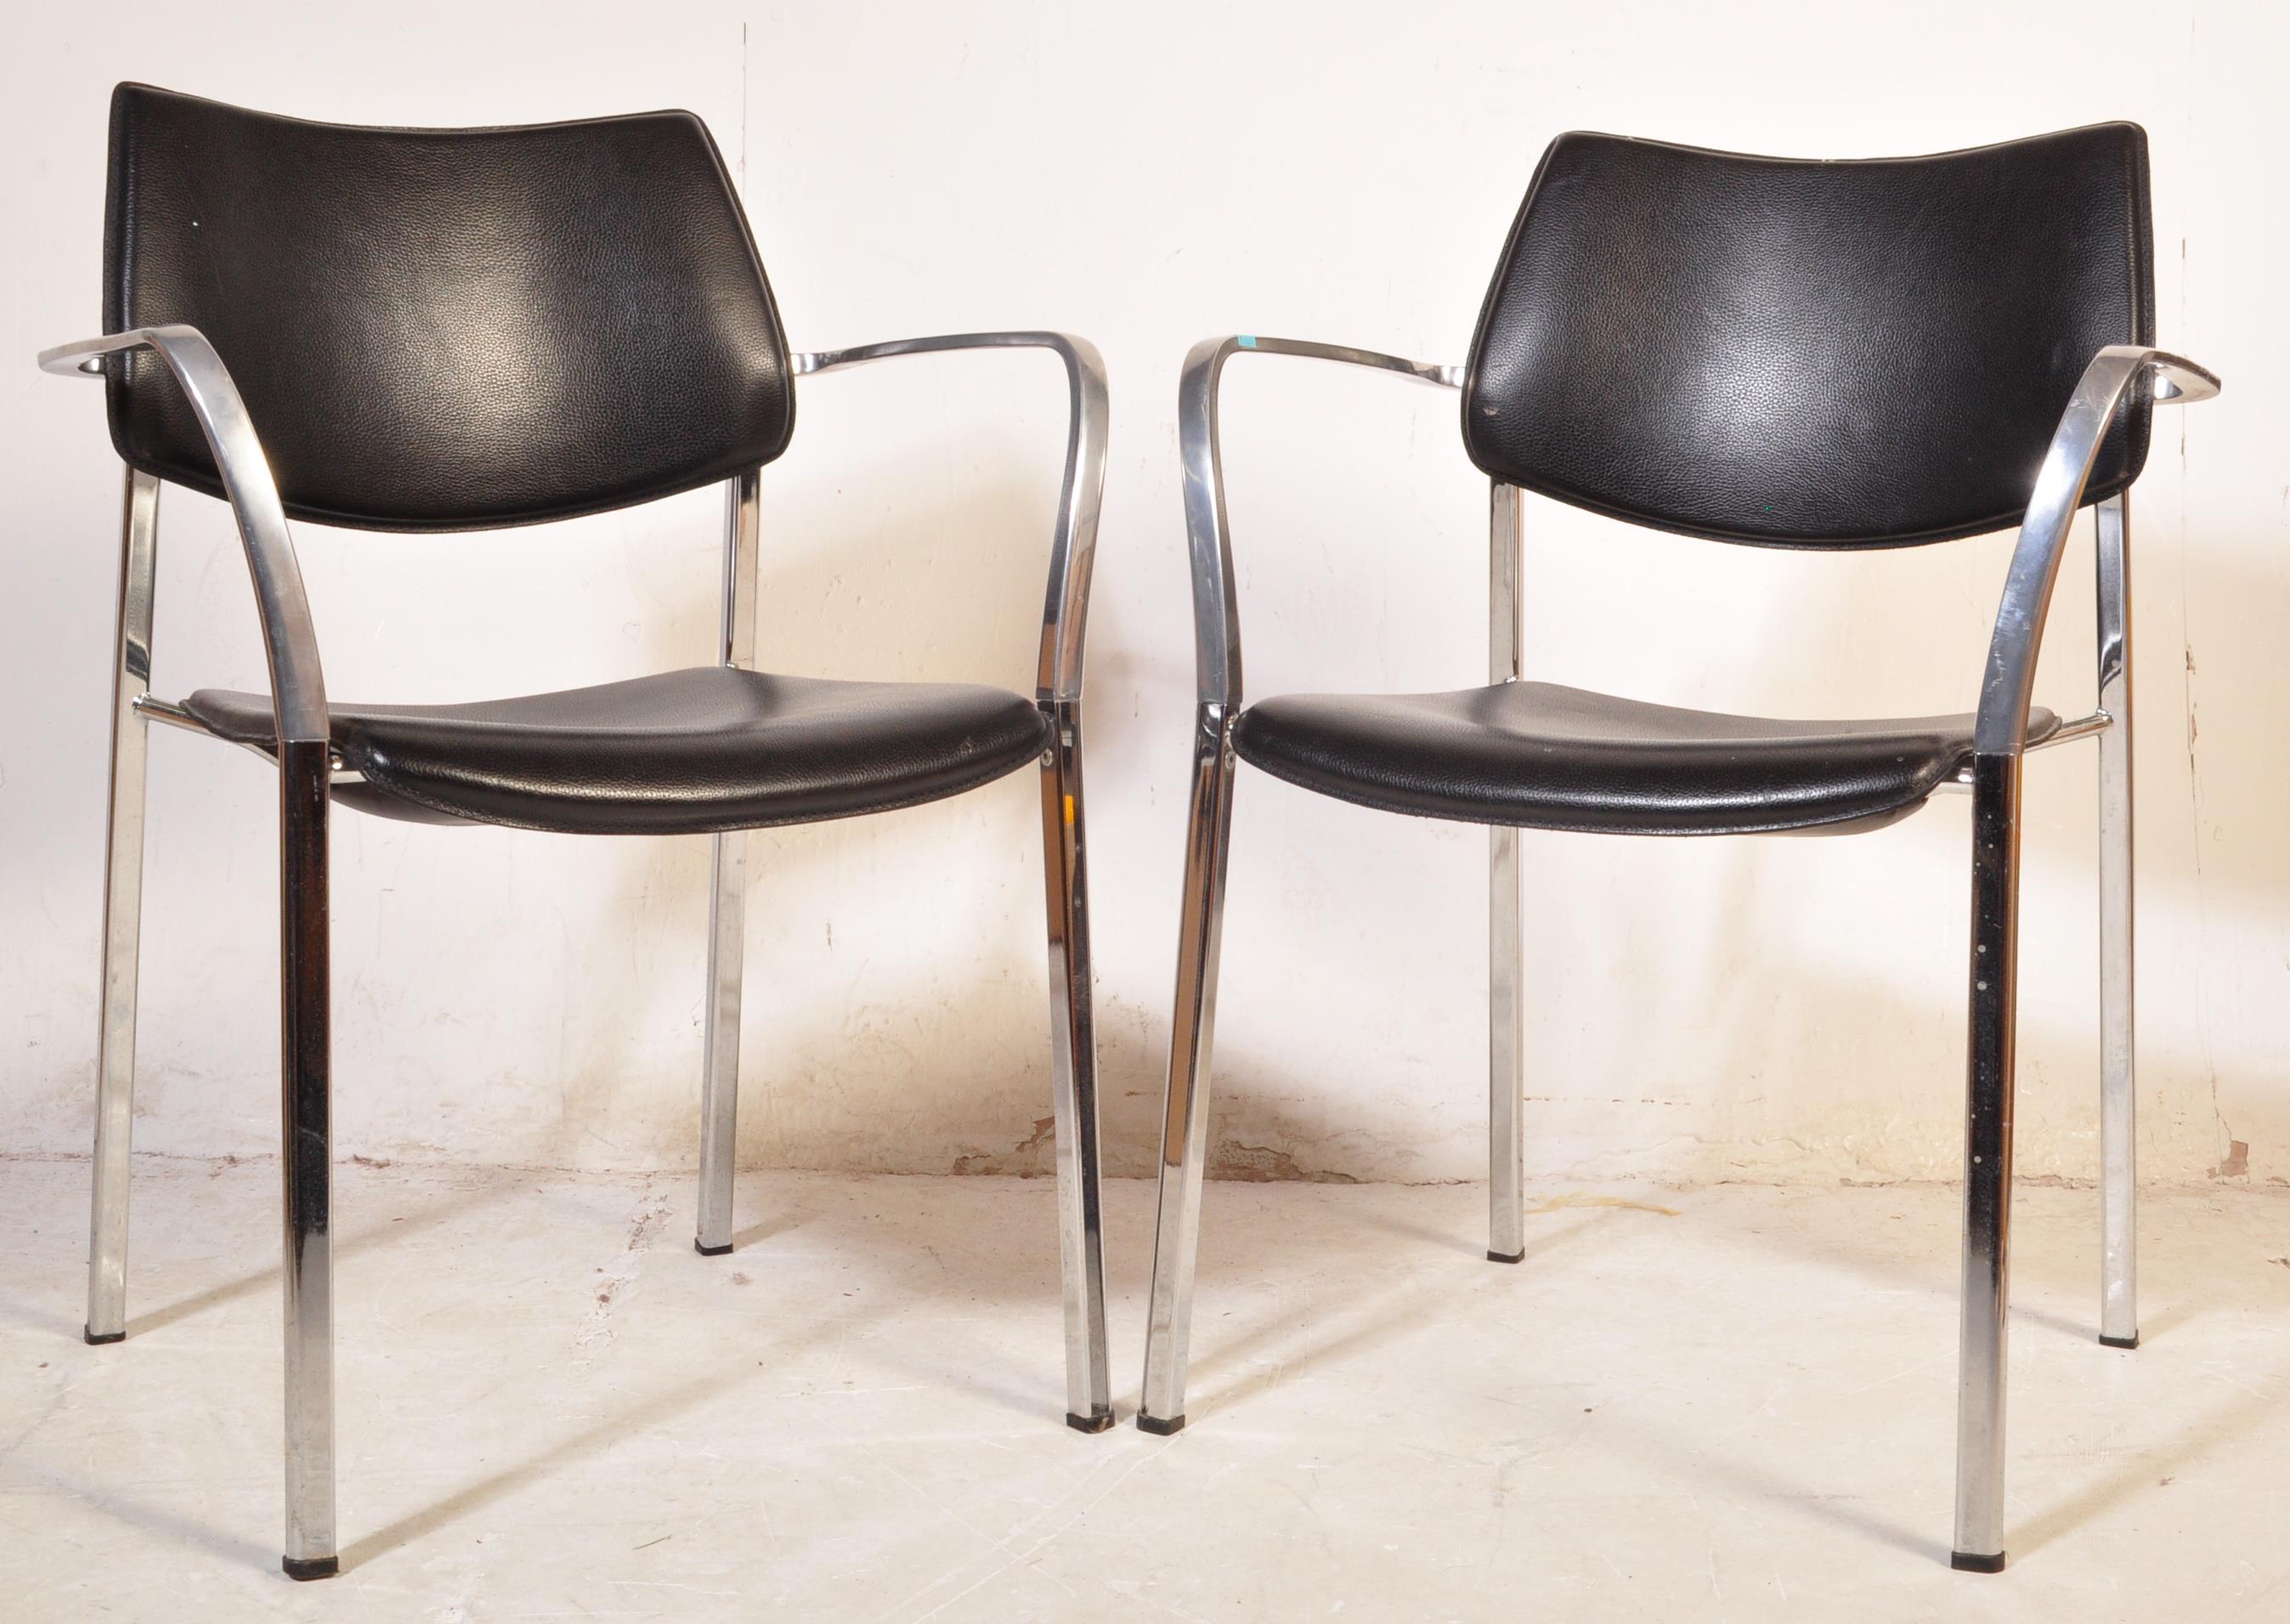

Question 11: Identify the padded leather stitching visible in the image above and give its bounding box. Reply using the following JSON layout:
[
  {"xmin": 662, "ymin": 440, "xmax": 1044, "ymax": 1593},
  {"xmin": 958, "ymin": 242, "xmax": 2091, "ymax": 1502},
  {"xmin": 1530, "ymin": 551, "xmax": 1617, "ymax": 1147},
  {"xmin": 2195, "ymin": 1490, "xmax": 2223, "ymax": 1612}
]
[
  {"xmin": 1234, "ymin": 743, "xmax": 1938, "ymax": 838},
  {"xmin": 182, "ymin": 670, "xmax": 1053, "ymax": 837},
  {"xmin": 348, "ymin": 736, "xmax": 1049, "ymax": 836},
  {"xmin": 1230, "ymin": 682, "xmax": 2061, "ymax": 838}
]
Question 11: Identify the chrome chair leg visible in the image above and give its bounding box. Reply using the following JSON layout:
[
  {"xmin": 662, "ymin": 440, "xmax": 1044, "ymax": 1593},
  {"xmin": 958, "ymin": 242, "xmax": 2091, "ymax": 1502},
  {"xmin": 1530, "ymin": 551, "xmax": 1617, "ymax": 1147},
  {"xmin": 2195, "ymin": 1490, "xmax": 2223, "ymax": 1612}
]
[
  {"xmin": 1139, "ymin": 705, "xmax": 1239, "ymax": 1434},
  {"xmin": 1038, "ymin": 699, "xmax": 1112, "ymax": 1431},
  {"xmin": 2095, "ymin": 493, "xmax": 2138, "ymax": 1348},
  {"xmin": 695, "ymin": 467, "xmax": 761, "ymax": 1257},
  {"xmin": 1487, "ymin": 480, "xmax": 1525, "ymax": 1262},
  {"xmin": 88, "ymin": 467, "xmax": 161, "ymax": 1346},
  {"xmin": 1489, "ymin": 826, "xmax": 1525, "ymax": 1263},
  {"xmin": 278, "ymin": 741, "xmax": 337, "ymax": 1580},
  {"xmin": 1953, "ymin": 751, "xmax": 2022, "ymax": 1574},
  {"xmin": 695, "ymin": 829, "xmax": 747, "ymax": 1256}
]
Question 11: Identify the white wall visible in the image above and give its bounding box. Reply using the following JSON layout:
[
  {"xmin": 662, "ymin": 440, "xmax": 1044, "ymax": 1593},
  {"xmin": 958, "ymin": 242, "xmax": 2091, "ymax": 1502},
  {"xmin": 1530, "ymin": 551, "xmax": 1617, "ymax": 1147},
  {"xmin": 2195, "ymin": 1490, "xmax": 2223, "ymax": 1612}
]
[{"xmin": 2, "ymin": 0, "xmax": 2283, "ymax": 1188}]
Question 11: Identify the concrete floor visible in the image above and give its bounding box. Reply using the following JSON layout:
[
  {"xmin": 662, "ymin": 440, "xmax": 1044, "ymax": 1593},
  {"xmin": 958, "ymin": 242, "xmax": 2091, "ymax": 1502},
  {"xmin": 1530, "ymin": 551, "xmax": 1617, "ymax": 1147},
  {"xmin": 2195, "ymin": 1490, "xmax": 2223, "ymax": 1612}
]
[{"xmin": 1, "ymin": 1160, "xmax": 2284, "ymax": 1621}]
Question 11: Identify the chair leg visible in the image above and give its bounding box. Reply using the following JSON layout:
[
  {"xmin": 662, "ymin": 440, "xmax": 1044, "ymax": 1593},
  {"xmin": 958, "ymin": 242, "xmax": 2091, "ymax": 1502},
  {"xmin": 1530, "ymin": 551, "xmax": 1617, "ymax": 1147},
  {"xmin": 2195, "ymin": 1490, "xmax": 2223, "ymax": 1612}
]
[
  {"xmin": 695, "ymin": 829, "xmax": 747, "ymax": 1257},
  {"xmin": 1953, "ymin": 751, "xmax": 2022, "ymax": 1575},
  {"xmin": 1038, "ymin": 700, "xmax": 1112, "ymax": 1431},
  {"xmin": 696, "ymin": 469, "xmax": 760, "ymax": 1255},
  {"xmin": 88, "ymin": 468, "xmax": 161, "ymax": 1346},
  {"xmin": 1139, "ymin": 705, "xmax": 1240, "ymax": 1434},
  {"xmin": 277, "ymin": 741, "xmax": 338, "ymax": 1580},
  {"xmin": 1485, "ymin": 480, "xmax": 1526, "ymax": 1262},
  {"xmin": 1488, "ymin": 825, "xmax": 1525, "ymax": 1263},
  {"xmin": 2095, "ymin": 492, "xmax": 2138, "ymax": 1348}
]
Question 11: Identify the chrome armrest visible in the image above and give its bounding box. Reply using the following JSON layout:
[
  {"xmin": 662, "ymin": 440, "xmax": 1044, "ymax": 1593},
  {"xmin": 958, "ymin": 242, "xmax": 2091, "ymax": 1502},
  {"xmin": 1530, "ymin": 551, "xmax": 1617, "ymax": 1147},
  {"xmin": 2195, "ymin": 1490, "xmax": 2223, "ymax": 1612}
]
[
  {"xmin": 794, "ymin": 331, "xmax": 1107, "ymax": 704},
  {"xmin": 1177, "ymin": 336, "xmax": 1464, "ymax": 709},
  {"xmin": 1974, "ymin": 346, "xmax": 2219, "ymax": 754},
  {"xmin": 40, "ymin": 325, "xmax": 329, "ymax": 744}
]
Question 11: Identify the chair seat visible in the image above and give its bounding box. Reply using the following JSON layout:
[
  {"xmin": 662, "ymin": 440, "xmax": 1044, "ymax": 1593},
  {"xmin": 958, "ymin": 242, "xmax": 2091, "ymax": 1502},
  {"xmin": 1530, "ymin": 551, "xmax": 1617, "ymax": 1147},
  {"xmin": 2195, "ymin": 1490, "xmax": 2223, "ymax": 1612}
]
[
  {"xmin": 185, "ymin": 667, "xmax": 1052, "ymax": 835},
  {"xmin": 1231, "ymin": 682, "xmax": 2059, "ymax": 836}
]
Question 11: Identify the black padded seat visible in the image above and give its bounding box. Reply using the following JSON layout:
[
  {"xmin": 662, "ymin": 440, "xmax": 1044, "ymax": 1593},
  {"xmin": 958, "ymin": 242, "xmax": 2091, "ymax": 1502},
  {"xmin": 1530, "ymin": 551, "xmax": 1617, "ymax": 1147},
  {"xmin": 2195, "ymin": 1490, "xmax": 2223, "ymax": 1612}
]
[
  {"xmin": 185, "ymin": 668, "xmax": 1052, "ymax": 836},
  {"xmin": 1232, "ymin": 682, "xmax": 2061, "ymax": 836}
]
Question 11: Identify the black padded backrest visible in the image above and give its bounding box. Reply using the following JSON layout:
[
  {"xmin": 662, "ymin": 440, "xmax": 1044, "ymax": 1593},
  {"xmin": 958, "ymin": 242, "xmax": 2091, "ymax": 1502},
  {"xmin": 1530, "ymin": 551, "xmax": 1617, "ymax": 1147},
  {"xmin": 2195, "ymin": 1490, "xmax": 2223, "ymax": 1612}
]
[
  {"xmin": 1462, "ymin": 125, "xmax": 2154, "ymax": 547},
  {"xmin": 102, "ymin": 83, "xmax": 795, "ymax": 532}
]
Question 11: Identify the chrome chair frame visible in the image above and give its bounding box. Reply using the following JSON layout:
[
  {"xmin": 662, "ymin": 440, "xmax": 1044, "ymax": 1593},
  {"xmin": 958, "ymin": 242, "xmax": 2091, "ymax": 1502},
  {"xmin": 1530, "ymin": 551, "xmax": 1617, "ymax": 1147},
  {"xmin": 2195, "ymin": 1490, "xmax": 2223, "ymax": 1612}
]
[
  {"xmin": 1135, "ymin": 332, "xmax": 2219, "ymax": 1573},
  {"xmin": 41, "ymin": 325, "xmax": 1113, "ymax": 1579}
]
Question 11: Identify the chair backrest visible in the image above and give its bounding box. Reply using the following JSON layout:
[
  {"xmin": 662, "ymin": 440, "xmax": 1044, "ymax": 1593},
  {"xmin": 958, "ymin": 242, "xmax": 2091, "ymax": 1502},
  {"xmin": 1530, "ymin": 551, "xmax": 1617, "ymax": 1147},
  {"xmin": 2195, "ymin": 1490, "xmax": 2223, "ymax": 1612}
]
[
  {"xmin": 101, "ymin": 83, "xmax": 795, "ymax": 532},
  {"xmin": 1462, "ymin": 124, "xmax": 2154, "ymax": 547}
]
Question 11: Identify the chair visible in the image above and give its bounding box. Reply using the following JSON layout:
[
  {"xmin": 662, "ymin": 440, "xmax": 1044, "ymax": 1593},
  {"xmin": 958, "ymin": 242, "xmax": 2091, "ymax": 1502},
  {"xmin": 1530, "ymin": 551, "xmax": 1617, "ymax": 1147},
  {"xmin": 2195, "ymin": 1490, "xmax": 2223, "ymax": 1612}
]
[
  {"xmin": 1135, "ymin": 125, "xmax": 2218, "ymax": 1571},
  {"xmin": 41, "ymin": 83, "xmax": 1114, "ymax": 1581}
]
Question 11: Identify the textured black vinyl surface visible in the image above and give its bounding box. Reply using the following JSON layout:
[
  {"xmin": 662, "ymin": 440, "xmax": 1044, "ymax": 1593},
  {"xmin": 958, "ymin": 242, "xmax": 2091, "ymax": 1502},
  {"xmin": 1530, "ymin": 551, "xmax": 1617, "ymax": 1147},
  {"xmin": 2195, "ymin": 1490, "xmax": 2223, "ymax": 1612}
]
[
  {"xmin": 1463, "ymin": 125, "xmax": 2153, "ymax": 547},
  {"xmin": 101, "ymin": 84, "xmax": 794, "ymax": 531},
  {"xmin": 186, "ymin": 669, "xmax": 1052, "ymax": 835},
  {"xmin": 1232, "ymin": 682, "xmax": 2059, "ymax": 835}
]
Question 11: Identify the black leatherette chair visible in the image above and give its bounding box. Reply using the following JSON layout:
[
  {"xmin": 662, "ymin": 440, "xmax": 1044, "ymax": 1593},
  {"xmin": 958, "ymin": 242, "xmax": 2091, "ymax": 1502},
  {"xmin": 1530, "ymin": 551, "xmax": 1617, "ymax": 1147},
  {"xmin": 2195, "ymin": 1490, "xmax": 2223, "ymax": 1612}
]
[
  {"xmin": 41, "ymin": 84, "xmax": 1114, "ymax": 1579},
  {"xmin": 1134, "ymin": 124, "xmax": 2219, "ymax": 1572}
]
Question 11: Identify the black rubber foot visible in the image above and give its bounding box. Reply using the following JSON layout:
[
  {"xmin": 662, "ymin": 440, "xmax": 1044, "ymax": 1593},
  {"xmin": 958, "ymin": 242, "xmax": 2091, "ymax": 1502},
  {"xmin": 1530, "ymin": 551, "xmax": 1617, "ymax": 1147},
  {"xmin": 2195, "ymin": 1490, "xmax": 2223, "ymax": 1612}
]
[
  {"xmin": 2100, "ymin": 1333, "xmax": 2140, "ymax": 1350},
  {"xmin": 1486, "ymin": 1248, "xmax": 1525, "ymax": 1265},
  {"xmin": 693, "ymin": 1239, "xmax": 732, "ymax": 1258},
  {"xmin": 83, "ymin": 1326, "xmax": 125, "ymax": 1345},
  {"xmin": 282, "ymin": 1555, "xmax": 339, "ymax": 1582},
  {"xmin": 1066, "ymin": 1410, "xmax": 1116, "ymax": 1434},
  {"xmin": 1136, "ymin": 1413, "xmax": 1185, "ymax": 1436},
  {"xmin": 1950, "ymin": 1551, "xmax": 2006, "ymax": 1575}
]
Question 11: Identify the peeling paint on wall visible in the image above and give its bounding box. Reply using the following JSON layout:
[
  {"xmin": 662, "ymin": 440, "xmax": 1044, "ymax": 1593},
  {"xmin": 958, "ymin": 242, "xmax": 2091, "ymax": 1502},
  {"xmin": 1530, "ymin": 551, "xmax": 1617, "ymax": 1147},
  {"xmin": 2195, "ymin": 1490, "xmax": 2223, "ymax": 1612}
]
[
  {"xmin": 1207, "ymin": 1141, "xmax": 1360, "ymax": 1185},
  {"xmin": 949, "ymin": 1117, "xmax": 1057, "ymax": 1178}
]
